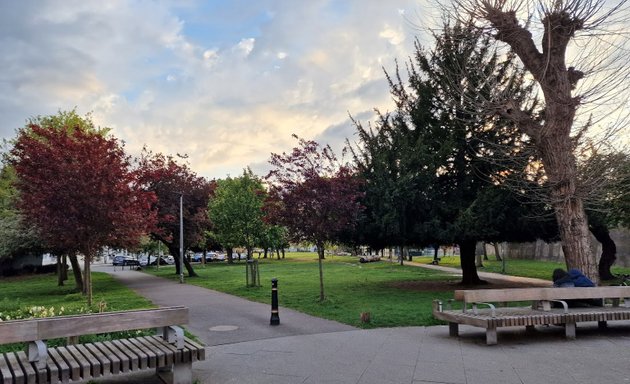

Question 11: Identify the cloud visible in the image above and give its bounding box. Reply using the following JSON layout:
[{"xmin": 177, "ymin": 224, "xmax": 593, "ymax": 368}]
[{"xmin": 0, "ymin": 0, "xmax": 426, "ymax": 179}]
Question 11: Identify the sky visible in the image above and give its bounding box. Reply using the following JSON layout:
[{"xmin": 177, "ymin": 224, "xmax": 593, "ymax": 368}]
[{"xmin": 0, "ymin": 0, "xmax": 439, "ymax": 180}]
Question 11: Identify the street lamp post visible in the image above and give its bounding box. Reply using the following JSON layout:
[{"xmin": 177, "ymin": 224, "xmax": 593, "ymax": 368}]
[{"xmin": 179, "ymin": 193, "xmax": 184, "ymax": 284}]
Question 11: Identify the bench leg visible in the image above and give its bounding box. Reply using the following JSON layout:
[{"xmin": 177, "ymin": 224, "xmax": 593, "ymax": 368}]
[
  {"xmin": 598, "ymin": 321, "xmax": 608, "ymax": 329},
  {"xmin": 449, "ymin": 322, "xmax": 459, "ymax": 337},
  {"xmin": 565, "ymin": 322, "xmax": 576, "ymax": 340},
  {"xmin": 157, "ymin": 361, "xmax": 192, "ymax": 384},
  {"xmin": 486, "ymin": 326, "xmax": 498, "ymax": 345}
]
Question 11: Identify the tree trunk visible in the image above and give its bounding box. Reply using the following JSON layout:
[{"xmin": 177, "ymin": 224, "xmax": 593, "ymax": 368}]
[
  {"xmin": 493, "ymin": 242, "xmax": 502, "ymax": 261},
  {"xmin": 168, "ymin": 244, "xmax": 198, "ymax": 277},
  {"xmin": 61, "ymin": 254, "xmax": 68, "ymax": 281},
  {"xmin": 68, "ymin": 253, "xmax": 83, "ymax": 292},
  {"xmin": 398, "ymin": 246, "xmax": 404, "ymax": 266},
  {"xmin": 433, "ymin": 246, "xmax": 439, "ymax": 264},
  {"xmin": 56, "ymin": 254, "xmax": 64, "ymax": 286},
  {"xmin": 483, "ymin": 4, "xmax": 597, "ymax": 284},
  {"xmin": 83, "ymin": 256, "xmax": 92, "ymax": 306},
  {"xmin": 482, "ymin": 242, "xmax": 488, "ymax": 261},
  {"xmin": 459, "ymin": 239, "xmax": 485, "ymax": 285},
  {"xmin": 281, "ymin": 249, "xmax": 285, "ymax": 259},
  {"xmin": 183, "ymin": 257, "xmax": 197, "ymax": 277},
  {"xmin": 227, "ymin": 248, "xmax": 234, "ymax": 264},
  {"xmin": 475, "ymin": 242, "xmax": 484, "ymax": 268},
  {"xmin": 591, "ymin": 224, "xmax": 617, "ymax": 281},
  {"xmin": 317, "ymin": 241, "xmax": 325, "ymax": 301}
]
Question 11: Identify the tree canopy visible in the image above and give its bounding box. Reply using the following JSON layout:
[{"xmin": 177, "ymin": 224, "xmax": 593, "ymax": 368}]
[
  {"xmin": 265, "ymin": 135, "xmax": 364, "ymax": 300},
  {"xmin": 9, "ymin": 112, "xmax": 156, "ymax": 304},
  {"xmin": 208, "ymin": 168, "xmax": 267, "ymax": 261},
  {"xmin": 137, "ymin": 150, "xmax": 215, "ymax": 277}
]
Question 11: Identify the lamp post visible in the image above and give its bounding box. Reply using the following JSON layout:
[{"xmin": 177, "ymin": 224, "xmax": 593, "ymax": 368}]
[{"xmin": 179, "ymin": 193, "xmax": 184, "ymax": 284}]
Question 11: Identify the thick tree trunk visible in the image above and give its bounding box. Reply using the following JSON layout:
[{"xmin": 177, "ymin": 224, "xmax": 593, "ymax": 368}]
[
  {"xmin": 68, "ymin": 253, "xmax": 83, "ymax": 292},
  {"xmin": 317, "ymin": 241, "xmax": 325, "ymax": 301},
  {"xmin": 484, "ymin": 4, "xmax": 597, "ymax": 284},
  {"xmin": 168, "ymin": 245, "xmax": 198, "ymax": 277},
  {"xmin": 482, "ymin": 242, "xmax": 488, "ymax": 261},
  {"xmin": 227, "ymin": 248, "xmax": 234, "ymax": 264},
  {"xmin": 433, "ymin": 246, "xmax": 440, "ymax": 264},
  {"xmin": 459, "ymin": 239, "xmax": 485, "ymax": 285},
  {"xmin": 543, "ymin": 144, "xmax": 599, "ymax": 284},
  {"xmin": 591, "ymin": 224, "xmax": 617, "ymax": 280}
]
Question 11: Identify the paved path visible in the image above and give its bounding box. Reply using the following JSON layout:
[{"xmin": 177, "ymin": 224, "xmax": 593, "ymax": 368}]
[{"xmin": 91, "ymin": 263, "xmax": 630, "ymax": 384}]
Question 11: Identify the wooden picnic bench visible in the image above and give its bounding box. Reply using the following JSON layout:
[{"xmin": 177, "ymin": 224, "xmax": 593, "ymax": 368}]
[
  {"xmin": 0, "ymin": 306, "xmax": 205, "ymax": 384},
  {"xmin": 433, "ymin": 286, "xmax": 630, "ymax": 345}
]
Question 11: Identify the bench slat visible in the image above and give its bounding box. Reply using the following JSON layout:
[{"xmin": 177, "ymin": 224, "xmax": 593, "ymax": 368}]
[
  {"xmin": 127, "ymin": 338, "xmax": 157, "ymax": 368},
  {"xmin": 89, "ymin": 342, "xmax": 122, "ymax": 374},
  {"xmin": 142, "ymin": 336, "xmax": 175, "ymax": 366},
  {"xmin": 455, "ymin": 287, "xmax": 630, "ymax": 303},
  {"xmin": 75, "ymin": 343, "xmax": 104, "ymax": 377},
  {"xmin": 0, "ymin": 307, "xmax": 188, "ymax": 343},
  {"xmin": 185, "ymin": 338, "xmax": 206, "ymax": 361},
  {"xmin": 119, "ymin": 338, "xmax": 148, "ymax": 370},
  {"xmin": 5, "ymin": 352, "xmax": 25, "ymax": 384},
  {"xmin": 47, "ymin": 348, "xmax": 70, "ymax": 383},
  {"xmin": 134, "ymin": 337, "xmax": 165, "ymax": 367},
  {"xmin": 66, "ymin": 345, "xmax": 91, "ymax": 380},
  {"xmin": 0, "ymin": 354, "xmax": 12, "ymax": 384},
  {"xmin": 149, "ymin": 336, "xmax": 183, "ymax": 363},
  {"xmin": 100, "ymin": 341, "xmax": 132, "ymax": 372},
  {"xmin": 54, "ymin": 347, "xmax": 80, "ymax": 381},
  {"xmin": 15, "ymin": 352, "xmax": 36, "ymax": 384},
  {"xmin": 0, "ymin": 307, "xmax": 204, "ymax": 384}
]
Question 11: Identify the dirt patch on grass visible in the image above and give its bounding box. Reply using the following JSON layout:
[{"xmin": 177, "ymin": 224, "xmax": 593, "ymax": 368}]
[{"xmin": 388, "ymin": 278, "xmax": 550, "ymax": 292}]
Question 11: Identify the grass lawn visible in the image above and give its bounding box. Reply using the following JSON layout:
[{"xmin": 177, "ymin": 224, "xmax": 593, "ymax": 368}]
[
  {"xmin": 0, "ymin": 272, "xmax": 156, "ymax": 353},
  {"xmin": 147, "ymin": 253, "xmax": 462, "ymax": 328},
  {"xmin": 414, "ymin": 255, "xmax": 630, "ymax": 282},
  {"xmin": 148, "ymin": 253, "xmax": 630, "ymax": 328},
  {"xmin": 0, "ymin": 272, "xmax": 154, "ymax": 320}
]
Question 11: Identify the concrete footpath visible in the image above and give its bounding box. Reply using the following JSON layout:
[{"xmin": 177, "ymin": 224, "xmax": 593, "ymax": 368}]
[{"xmin": 93, "ymin": 264, "xmax": 630, "ymax": 384}]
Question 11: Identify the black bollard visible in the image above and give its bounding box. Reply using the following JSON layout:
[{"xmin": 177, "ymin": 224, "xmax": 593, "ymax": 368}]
[{"xmin": 270, "ymin": 278, "xmax": 280, "ymax": 325}]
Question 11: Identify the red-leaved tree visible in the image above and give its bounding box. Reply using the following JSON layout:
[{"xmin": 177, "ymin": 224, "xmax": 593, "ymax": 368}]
[
  {"xmin": 265, "ymin": 135, "xmax": 364, "ymax": 301},
  {"xmin": 136, "ymin": 150, "xmax": 215, "ymax": 278},
  {"xmin": 10, "ymin": 122, "xmax": 157, "ymax": 305}
]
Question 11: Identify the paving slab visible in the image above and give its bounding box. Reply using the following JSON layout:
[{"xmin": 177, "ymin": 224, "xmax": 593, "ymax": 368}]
[{"xmin": 88, "ymin": 263, "xmax": 630, "ymax": 384}]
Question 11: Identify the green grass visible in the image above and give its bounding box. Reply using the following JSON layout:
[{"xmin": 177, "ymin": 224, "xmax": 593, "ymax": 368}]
[
  {"xmin": 151, "ymin": 253, "xmax": 630, "ymax": 328},
  {"xmin": 148, "ymin": 254, "xmax": 460, "ymax": 328},
  {"xmin": 414, "ymin": 256, "xmax": 630, "ymax": 282},
  {"xmin": 0, "ymin": 272, "xmax": 154, "ymax": 319},
  {"xmin": 0, "ymin": 272, "xmax": 156, "ymax": 353}
]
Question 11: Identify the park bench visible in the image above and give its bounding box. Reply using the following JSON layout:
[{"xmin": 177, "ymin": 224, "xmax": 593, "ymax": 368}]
[
  {"xmin": 433, "ymin": 286, "xmax": 630, "ymax": 345},
  {"xmin": 0, "ymin": 306, "xmax": 205, "ymax": 384}
]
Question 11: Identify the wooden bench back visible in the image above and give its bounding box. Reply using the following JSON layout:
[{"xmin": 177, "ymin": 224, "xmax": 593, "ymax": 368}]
[
  {"xmin": 454, "ymin": 286, "xmax": 630, "ymax": 303},
  {"xmin": 0, "ymin": 306, "xmax": 188, "ymax": 344}
]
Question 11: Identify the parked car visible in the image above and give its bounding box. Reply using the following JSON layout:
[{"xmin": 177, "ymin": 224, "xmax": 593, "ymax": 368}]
[
  {"xmin": 112, "ymin": 256, "xmax": 140, "ymax": 266},
  {"xmin": 191, "ymin": 252, "xmax": 224, "ymax": 262}
]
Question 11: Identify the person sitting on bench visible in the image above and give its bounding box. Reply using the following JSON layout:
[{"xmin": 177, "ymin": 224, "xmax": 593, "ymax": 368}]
[{"xmin": 552, "ymin": 268, "xmax": 602, "ymax": 306}]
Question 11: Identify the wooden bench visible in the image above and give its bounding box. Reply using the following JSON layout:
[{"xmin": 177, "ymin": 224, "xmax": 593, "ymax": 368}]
[
  {"xmin": 433, "ymin": 286, "xmax": 630, "ymax": 345},
  {"xmin": 0, "ymin": 306, "xmax": 205, "ymax": 384}
]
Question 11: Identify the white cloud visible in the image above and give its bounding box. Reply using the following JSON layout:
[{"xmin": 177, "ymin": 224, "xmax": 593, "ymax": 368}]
[{"xmin": 0, "ymin": 0, "xmax": 427, "ymax": 179}]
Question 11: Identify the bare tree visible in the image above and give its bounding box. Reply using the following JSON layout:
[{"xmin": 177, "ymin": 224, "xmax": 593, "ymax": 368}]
[{"xmin": 435, "ymin": 0, "xmax": 630, "ymax": 282}]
